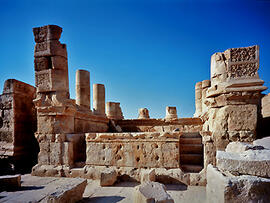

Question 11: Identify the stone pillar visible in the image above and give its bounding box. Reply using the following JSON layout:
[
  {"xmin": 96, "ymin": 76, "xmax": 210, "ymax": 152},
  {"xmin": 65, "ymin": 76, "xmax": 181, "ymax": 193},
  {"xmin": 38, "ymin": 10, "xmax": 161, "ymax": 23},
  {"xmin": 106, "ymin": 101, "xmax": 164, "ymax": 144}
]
[
  {"xmin": 165, "ymin": 106, "xmax": 178, "ymax": 120},
  {"xmin": 76, "ymin": 69, "xmax": 90, "ymax": 109},
  {"xmin": 201, "ymin": 80, "xmax": 211, "ymax": 114},
  {"xmin": 93, "ymin": 84, "xmax": 105, "ymax": 116},
  {"xmin": 194, "ymin": 82, "xmax": 202, "ymax": 117},
  {"xmin": 138, "ymin": 108, "xmax": 150, "ymax": 119},
  {"xmin": 106, "ymin": 102, "xmax": 124, "ymax": 120}
]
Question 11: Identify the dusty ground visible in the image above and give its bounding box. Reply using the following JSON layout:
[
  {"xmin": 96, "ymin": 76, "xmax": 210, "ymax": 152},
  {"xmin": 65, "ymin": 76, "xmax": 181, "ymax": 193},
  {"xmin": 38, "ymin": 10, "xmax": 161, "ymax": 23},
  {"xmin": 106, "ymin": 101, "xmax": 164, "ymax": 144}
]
[
  {"xmin": 81, "ymin": 180, "xmax": 206, "ymax": 203},
  {"xmin": 0, "ymin": 174, "xmax": 206, "ymax": 203}
]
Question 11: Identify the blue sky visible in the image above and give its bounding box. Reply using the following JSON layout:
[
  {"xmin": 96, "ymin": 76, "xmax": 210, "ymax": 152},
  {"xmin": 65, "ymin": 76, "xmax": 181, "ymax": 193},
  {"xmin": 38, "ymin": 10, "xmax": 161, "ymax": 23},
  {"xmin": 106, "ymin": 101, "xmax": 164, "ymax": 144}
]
[{"xmin": 1, "ymin": 0, "xmax": 270, "ymax": 118}]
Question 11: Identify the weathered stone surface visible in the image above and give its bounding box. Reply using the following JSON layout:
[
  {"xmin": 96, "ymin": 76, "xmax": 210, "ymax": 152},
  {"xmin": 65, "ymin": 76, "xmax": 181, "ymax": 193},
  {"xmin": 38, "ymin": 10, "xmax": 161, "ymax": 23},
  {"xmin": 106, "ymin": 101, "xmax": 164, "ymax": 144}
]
[
  {"xmin": 216, "ymin": 150, "xmax": 270, "ymax": 178},
  {"xmin": 33, "ymin": 25, "xmax": 62, "ymax": 43},
  {"xmin": 100, "ymin": 168, "xmax": 117, "ymax": 186},
  {"xmin": 93, "ymin": 84, "xmax": 105, "ymax": 116},
  {"xmin": 262, "ymin": 93, "xmax": 270, "ymax": 118},
  {"xmin": 140, "ymin": 169, "xmax": 156, "ymax": 183},
  {"xmin": 76, "ymin": 69, "xmax": 90, "ymax": 109},
  {"xmin": 106, "ymin": 102, "xmax": 124, "ymax": 120},
  {"xmin": 34, "ymin": 40, "xmax": 67, "ymax": 58},
  {"xmin": 225, "ymin": 141, "xmax": 255, "ymax": 153},
  {"xmin": 138, "ymin": 108, "xmax": 150, "ymax": 119},
  {"xmin": 86, "ymin": 132, "xmax": 179, "ymax": 168},
  {"xmin": 0, "ymin": 175, "xmax": 21, "ymax": 191},
  {"xmin": 0, "ymin": 175, "xmax": 86, "ymax": 203},
  {"xmin": 165, "ymin": 106, "xmax": 178, "ymax": 120},
  {"xmin": 35, "ymin": 69, "xmax": 69, "ymax": 93},
  {"xmin": 207, "ymin": 164, "xmax": 270, "ymax": 203},
  {"xmin": 134, "ymin": 181, "xmax": 174, "ymax": 203}
]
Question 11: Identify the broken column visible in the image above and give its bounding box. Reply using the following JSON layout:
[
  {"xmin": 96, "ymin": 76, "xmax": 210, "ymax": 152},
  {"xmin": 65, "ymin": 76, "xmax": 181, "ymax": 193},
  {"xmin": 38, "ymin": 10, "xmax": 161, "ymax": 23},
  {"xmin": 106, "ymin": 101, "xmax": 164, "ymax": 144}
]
[
  {"xmin": 106, "ymin": 102, "xmax": 124, "ymax": 120},
  {"xmin": 165, "ymin": 106, "xmax": 178, "ymax": 120},
  {"xmin": 93, "ymin": 84, "xmax": 105, "ymax": 116},
  {"xmin": 194, "ymin": 82, "xmax": 202, "ymax": 117},
  {"xmin": 76, "ymin": 69, "xmax": 90, "ymax": 109},
  {"xmin": 204, "ymin": 45, "xmax": 267, "ymax": 150},
  {"xmin": 138, "ymin": 108, "xmax": 150, "ymax": 119}
]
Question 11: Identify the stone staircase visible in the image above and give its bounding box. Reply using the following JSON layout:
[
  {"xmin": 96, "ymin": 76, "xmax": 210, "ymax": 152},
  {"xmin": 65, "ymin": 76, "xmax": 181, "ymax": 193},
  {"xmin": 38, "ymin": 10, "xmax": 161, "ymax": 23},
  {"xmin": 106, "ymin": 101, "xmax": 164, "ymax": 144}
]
[{"xmin": 179, "ymin": 132, "xmax": 203, "ymax": 173}]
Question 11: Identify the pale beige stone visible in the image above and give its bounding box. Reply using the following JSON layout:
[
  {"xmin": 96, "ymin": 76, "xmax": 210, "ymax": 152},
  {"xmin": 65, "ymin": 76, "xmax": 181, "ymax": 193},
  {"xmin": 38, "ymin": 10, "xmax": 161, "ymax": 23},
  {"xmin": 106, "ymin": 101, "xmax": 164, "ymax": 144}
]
[
  {"xmin": 262, "ymin": 93, "xmax": 270, "ymax": 118},
  {"xmin": 140, "ymin": 169, "xmax": 156, "ymax": 183},
  {"xmin": 93, "ymin": 84, "xmax": 105, "ymax": 116},
  {"xmin": 100, "ymin": 168, "xmax": 118, "ymax": 186},
  {"xmin": 165, "ymin": 106, "xmax": 178, "ymax": 120},
  {"xmin": 138, "ymin": 108, "xmax": 150, "ymax": 119},
  {"xmin": 207, "ymin": 164, "xmax": 270, "ymax": 203},
  {"xmin": 134, "ymin": 181, "xmax": 174, "ymax": 203},
  {"xmin": 106, "ymin": 102, "xmax": 124, "ymax": 120},
  {"xmin": 253, "ymin": 136, "xmax": 270, "ymax": 149},
  {"xmin": 225, "ymin": 141, "xmax": 254, "ymax": 153},
  {"xmin": 216, "ymin": 150, "xmax": 270, "ymax": 178},
  {"xmin": 76, "ymin": 69, "xmax": 90, "ymax": 109}
]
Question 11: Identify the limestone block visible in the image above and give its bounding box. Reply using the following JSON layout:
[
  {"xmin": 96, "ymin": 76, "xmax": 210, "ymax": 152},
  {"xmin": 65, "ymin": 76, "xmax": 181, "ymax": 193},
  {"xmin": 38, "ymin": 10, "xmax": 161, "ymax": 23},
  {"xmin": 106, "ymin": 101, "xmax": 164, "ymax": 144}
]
[
  {"xmin": 34, "ymin": 57, "xmax": 50, "ymax": 71},
  {"xmin": 86, "ymin": 139, "xmax": 179, "ymax": 168},
  {"xmin": 106, "ymin": 102, "xmax": 124, "ymax": 120},
  {"xmin": 50, "ymin": 142, "xmax": 62, "ymax": 165},
  {"xmin": 165, "ymin": 106, "xmax": 178, "ymax": 120},
  {"xmin": 138, "ymin": 108, "xmax": 150, "ymax": 119},
  {"xmin": 134, "ymin": 181, "xmax": 174, "ymax": 203},
  {"xmin": 33, "ymin": 24, "xmax": 62, "ymax": 43},
  {"xmin": 35, "ymin": 69, "xmax": 69, "ymax": 93},
  {"xmin": 0, "ymin": 175, "xmax": 21, "ymax": 191},
  {"xmin": 225, "ymin": 141, "xmax": 260, "ymax": 153},
  {"xmin": 51, "ymin": 56, "xmax": 68, "ymax": 70},
  {"xmin": 100, "ymin": 168, "xmax": 118, "ymax": 186},
  {"xmin": 207, "ymin": 164, "xmax": 270, "ymax": 203},
  {"xmin": 38, "ymin": 142, "xmax": 50, "ymax": 164},
  {"xmin": 262, "ymin": 93, "xmax": 270, "ymax": 118},
  {"xmin": 37, "ymin": 115, "xmax": 74, "ymax": 134},
  {"xmin": 140, "ymin": 169, "xmax": 156, "ymax": 183},
  {"xmin": 253, "ymin": 136, "xmax": 270, "ymax": 149},
  {"xmin": 34, "ymin": 40, "xmax": 67, "ymax": 58},
  {"xmin": 216, "ymin": 150, "xmax": 270, "ymax": 178}
]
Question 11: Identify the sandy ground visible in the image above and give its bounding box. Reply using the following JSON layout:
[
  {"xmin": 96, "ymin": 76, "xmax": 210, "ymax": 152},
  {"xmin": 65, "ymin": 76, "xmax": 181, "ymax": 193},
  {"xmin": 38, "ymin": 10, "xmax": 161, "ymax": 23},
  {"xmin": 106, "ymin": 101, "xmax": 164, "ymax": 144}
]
[
  {"xmin": 81, "ymin": 180, "xmax": 206, "ymax": 203},
  {"xmin": 0, "ymin": 174, "xmax": 206, "ymax": 203}
]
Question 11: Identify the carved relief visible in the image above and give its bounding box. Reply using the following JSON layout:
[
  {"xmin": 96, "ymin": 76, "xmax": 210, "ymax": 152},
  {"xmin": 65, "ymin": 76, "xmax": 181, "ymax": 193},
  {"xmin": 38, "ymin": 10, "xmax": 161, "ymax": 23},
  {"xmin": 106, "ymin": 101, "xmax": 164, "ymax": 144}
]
[
  {"xmin": 228, "ymin": 62, "xmax": 258, "ymax": 78},
  {"xmin": 230, "ymin": 46, "xmax": 256, "ymax": 62}
]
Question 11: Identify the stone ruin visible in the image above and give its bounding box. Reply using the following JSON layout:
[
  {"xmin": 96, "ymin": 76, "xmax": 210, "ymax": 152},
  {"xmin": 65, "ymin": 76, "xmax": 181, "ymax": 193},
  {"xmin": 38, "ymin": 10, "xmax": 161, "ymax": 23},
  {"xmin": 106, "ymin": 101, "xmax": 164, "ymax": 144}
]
[{"xmin": 0, "ymin": 24, "xmax": 270, "ymax": 202}]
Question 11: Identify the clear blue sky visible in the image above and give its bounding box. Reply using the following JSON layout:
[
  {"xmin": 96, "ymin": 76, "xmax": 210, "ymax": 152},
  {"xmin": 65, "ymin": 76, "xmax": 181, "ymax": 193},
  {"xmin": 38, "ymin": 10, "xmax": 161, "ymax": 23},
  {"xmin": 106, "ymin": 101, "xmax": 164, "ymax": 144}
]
[{"xmin": 1, "ymin": 0, "xmax": 270, "ymax": 118}]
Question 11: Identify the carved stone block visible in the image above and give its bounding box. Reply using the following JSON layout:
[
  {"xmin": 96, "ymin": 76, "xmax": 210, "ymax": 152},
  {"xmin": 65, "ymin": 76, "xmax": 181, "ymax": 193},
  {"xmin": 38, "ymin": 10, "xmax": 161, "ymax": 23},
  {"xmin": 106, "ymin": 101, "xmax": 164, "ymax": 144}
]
[
  {"xmin": 35, "ymin": 69, "xmax": 69, "ymax": 93},
  {"xmin": 33, "ymin": 25, "xmax": 62, "ymax": 43},
  {"xmin": 34, "ymin": 40, "xmax": 67, "ymax": 58}
]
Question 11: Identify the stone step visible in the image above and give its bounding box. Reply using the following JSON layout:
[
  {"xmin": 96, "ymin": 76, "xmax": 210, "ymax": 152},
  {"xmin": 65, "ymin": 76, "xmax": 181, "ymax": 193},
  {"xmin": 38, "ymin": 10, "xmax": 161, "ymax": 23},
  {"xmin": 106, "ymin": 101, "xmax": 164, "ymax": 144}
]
[
  {"xmin": 180, "ymin": 144, "xmax": 203, "ymax": 154},
  {"xmin": 180, "ymin": 137, "xmax": 202, "ymax": 144},
  {"xmin": 181, "ymin": 132, "xmax": 201, "ymax": 138},
  {"xmin": 180, "ymin": 154, "xmax": 203, "ymax": 165},
  {"xmin": 181, "ymin": 164, "xmax": 203, "ymax": 173}
]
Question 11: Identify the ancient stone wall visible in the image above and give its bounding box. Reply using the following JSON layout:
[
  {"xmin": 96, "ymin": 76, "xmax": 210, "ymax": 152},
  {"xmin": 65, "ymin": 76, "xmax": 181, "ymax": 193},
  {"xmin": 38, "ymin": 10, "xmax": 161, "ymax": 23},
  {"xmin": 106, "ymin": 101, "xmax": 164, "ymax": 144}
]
[
  {"xmin": 0, "ymin": 79, "xmax": 38, "ymax": 172},
  {"xmin": 116, "ymin": 118, "xmax": 203, "ymax": 133}
]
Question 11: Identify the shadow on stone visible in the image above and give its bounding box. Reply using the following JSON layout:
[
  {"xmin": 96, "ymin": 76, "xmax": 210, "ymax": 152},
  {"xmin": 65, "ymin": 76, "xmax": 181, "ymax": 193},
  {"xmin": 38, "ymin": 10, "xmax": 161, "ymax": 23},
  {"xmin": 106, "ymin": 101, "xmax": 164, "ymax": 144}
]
[
  {"xmin": 165, "ymin": 184, "xmax": 187, "ymax": 191},
  {"xmin": 80, "ymin": 196, "xmax": 125, "ymax": 203}
]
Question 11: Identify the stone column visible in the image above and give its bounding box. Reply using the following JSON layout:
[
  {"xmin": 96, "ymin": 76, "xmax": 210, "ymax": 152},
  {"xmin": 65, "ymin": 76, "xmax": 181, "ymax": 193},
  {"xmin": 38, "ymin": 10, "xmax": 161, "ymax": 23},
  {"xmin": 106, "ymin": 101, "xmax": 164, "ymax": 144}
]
[
  {"xmin": 93, "ymin": 84, "xmax": 105, "ymax": 116},
  {"xmin": 106, "ymin": 102, "xmax": 124, "ymax": 120},
  {"xmin": 138, "ymin": 108, "xmax": 150, "ymax": 119},
  {"xmin": 165, "ymin": 106, "xmax": 178, "ymax": 120},
  {"xmin": 76, "ymin": 69, "xmax": 90, "ymax": 109},
  {"xmin": 194, "ymin": 81, "xmax": 202, "ymax": 117},
  {"xmin": 201, "ymin": 80, "xmax": 211, "ymax": 114}
]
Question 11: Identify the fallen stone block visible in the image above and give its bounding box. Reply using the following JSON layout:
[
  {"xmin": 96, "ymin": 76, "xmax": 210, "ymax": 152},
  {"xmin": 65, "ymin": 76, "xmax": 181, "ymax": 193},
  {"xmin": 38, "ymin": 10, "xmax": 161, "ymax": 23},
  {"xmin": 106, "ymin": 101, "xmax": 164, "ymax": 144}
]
[
  {"xmin": 134, "ymin": 181, "xmax": 174, "ymax": 203},
  {"xmin": 100, "ymin": 168, "xmax": 117, "ymax": 186},
  {"xmin": 0, "ymin": 174, "xmax": 21, "ymax": 191},
  {"xmin": 207, "ymin": 164, "xmax": 270, "ymax": 203},
  {"xmin": 216, "ymin": 149, "xmax": 270, "ymax": 178},
  {"xmin": 140, "ymin": 169, "xmax": 156, "ymax": 183}
]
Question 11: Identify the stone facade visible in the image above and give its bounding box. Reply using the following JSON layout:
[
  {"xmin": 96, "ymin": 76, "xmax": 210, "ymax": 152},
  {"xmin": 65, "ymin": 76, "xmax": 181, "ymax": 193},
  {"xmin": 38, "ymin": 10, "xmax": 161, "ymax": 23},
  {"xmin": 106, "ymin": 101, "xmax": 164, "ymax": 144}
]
[{"xmin": 0, "ymin": 79, "xmax": 38, "ymax": 172}]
